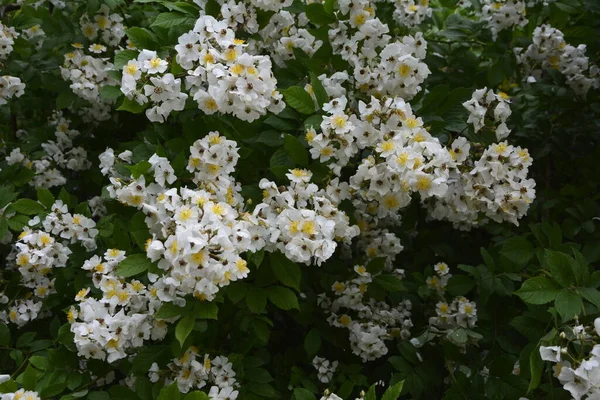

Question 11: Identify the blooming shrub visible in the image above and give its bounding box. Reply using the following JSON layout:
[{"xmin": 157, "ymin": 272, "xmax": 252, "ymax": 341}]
[{"xmin": 0, "ymin": 0, "xmax": 599, "ymax": 399}]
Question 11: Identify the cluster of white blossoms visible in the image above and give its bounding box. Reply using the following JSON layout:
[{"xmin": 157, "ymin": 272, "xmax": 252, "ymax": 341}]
[
  {"xmin": 319, "ymin": 265, "xmax": 412, "ymax": 362},
  {"xmin": 515, "ymin": 24, "xmax": 600, "ymax": 96},
  {"xmin": 540, "ymin": 318, "xmax": 600, "ymax": 400},
  {"xmin": 427, "ymin": 141, "xmax": 536, "ymax": 228},
  {"xmin": 459, "ymin": 0, "xmax": 528, "ymax": 41},
  {"xmin": 149, "ymin": 347, "xmax": 238, "ymax": 397},
  {"xmin": 0, "ymin": 387, "xmax": 41, "ymax": 400},
  {"xmin": 60, "ymin": 45, "xmax": 118, "ymax": 121},
  {"xmin": 70, "ymin": 250, "xmax": 168, "ymax": 363},
  {"xmin": 392, "ymin": 0, "xmax": 433, "ymax": 28},
  {"xmin": 101, "ymin": 132, "xmax": 256, "ymax": 304},
  {"xmin": 180, "ymin": 15, "xmax": 284, "ymax": 121},
  {"xmin": 121, "ymin": 49, "xmax": 187, "ymax": 123},
  {"xmin": 463, "ymin": 88, "xmax": 512, "ymax": 141},
  {"xmin": 0, "ymin": 21, "xmax": 19, "ymax": 59},
  {"xmin": 329, "ymin": 0, "xmax": 430, "ymax": 98},
  {"xmin": 252, "ymin": 169, "xmax": 359, "ymax": 265},
  {"xmin": 2, "ymin": 199, "xmax": 98, "ymax": 326},
  {"xmin": 0, "ymin": 22, "xmax": 26, "ymax": 105},
  {"xmin": 5, "ymin": 111, "xmax": 91, "ymax": 188},
  {"xmin": 255, "ymin": 10, "xmax": 322, "ymax": 66},
  {"xmin": 0, "ymin": 75, "xmax": 25, "ymax": 105},
  {"xmin": 313, "ymin": 356, "xmax": 338, "ymax": 384},
  {"xmin": 425, "ymin": 262, "xmax": 452, "ymax": 294},
  {"xmin": 79, "ymin": 5, "xmax": 126, "ymax": 47}
]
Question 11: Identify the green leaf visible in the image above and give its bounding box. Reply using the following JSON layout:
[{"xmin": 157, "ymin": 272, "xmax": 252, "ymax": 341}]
[
  {"xmin": 270, "ymin": 252, "xmax": 302, "ymax": 291},
  {"xmin": 515, "ymin": 276, "xmax": 561, "ymax": 304},
  {"xmin": 158, "ymin": 382, "xmax": 181, "ymax": 400},
  {"xmin": 0, "ymin": 322, "xmax": 11, "ymax": 346},
  {"xmin": 283, "ymin": 134, "xmax": 309, "ymax": 166},
  {"xmin": 125, "ymin": 160, "xmax": 152, "ymax": 179},
  {"xmin": 193, "ymin": 302, "xmax": 218, "ymax": 320},
  {"xmin": 99, "ymin": 85, "xmax": 123, "ymax": 101},
  {"xmin": 29, "ymin": 355, "xmax": 49, "ymax": 371},
  {"xmin": 114, "ymin": 50, "xmax": 139, "ymax": 69},
  {"xmin": 36, "ymin": 189, "xmax": 54, "ymax": 209},
  {"xmin": 267, "ymin": 286, "xmax": 299, "ymax": 310},
  {"xmin": 500, "ymin": 236, "xmax": 534, "ymax": 265},
  {"xmin": 364, "ymin": 384, "xmax": 377, "ymax": 400},
  {"xmin": 117, "ymin": 98, "xmax": 146, "ymax": 114},
  {"xmin": 373, "ymin": 275, "xmax": 405, "ymax": 292},
  {"xmin": 554, "ymin": 289, "xmax": 583, "ymax": 322},
  {"xmin": 579, "ymin": 287, "xmax": 600, "ymax": 309},
  {"xmin": 116, "ymin": 254, "xmax": 152, "ymax": 277},
  {"xmin": 0, "ymin": 218, "xmax": 8, "ymax": 239},
  {"xmin": 150, "ymin": 12, "xmax": 196, "ymax": 29},
  {"xmin": 366, "ymin": 257, "xmax": 386, "ymax": 275},
  {"xmin": 293, "ymin": 388, "xmax": 316, "ymax": 400},
  {"xmin": 56, "ymin": 90, "xmax": 76, "ymax": 110},
  {"xmin": 382, "ymin": 381, "xmax": 405, "ymax": 400},
  {"xmin": 8, "ymin": 198, "xmax": 45, "ymax": 215},
  {"xmin": 305, "ymin": 3, "xmax": 336, "ymax": 25},
  {"xmin": 184, "ymin": 392, "xmax": 209, "ymax": 400},
  {"xmin": 246, "ymin": 287, "xmax": 267, "ymax": 313},
  {"xmin": 127, "ymin": 27, "xmax": 157, "ymax": 50},
  {"xmin": 155, "ymin": 303, "xmax": 187, "ymax": 319},
  {"xmin": 544, "ymin": 250, "xmax": 576, "ymax": 287},
  {"xmin": 309, "ymin": 72, "xmax": 328, "ymax": 108},
  {"xmin": 0, "ymin": 187, "xmax": 18, "ymax": 209},
  {"xmin": 175, "ymin": 315, "xmax": 195, "ymax": 347},
  {"xmin": 304, "ymin": 328, "xmax": 321, "ymax": 357},
  {"xmin": 528, "ymin": 345, "xmax": 543, "ymax": 393},
  {"xmin": 282, "ymin": 86, "xmax": 315, "ymax": 115}
]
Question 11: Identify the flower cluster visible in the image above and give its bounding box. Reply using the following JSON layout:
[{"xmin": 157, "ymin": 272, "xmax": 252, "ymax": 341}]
[
  {"xmin": 179, "ymin": 15, "xmax": 284, "ymax": 121},
  {"xmin": 319, "ymin": 265, "xmax": 412, "ymax": 362},
  {"xmin": 5, "ymin": 111, "xmax": 92, "ymax": 188},
  {"xmin": 481, "ymin": 0, "xmax": 528, "ymax": 41},
  {"xmin": 313, "ymin": 356, "xmax": 338, "ymax": 384},
  {"xmin": 70, "ymin": 250, "xmax": 167, "ymax": 363},
  {"xmin": 256, "ymin": 10, "xmax": 322, "ymax": 66},
  {"xmin": 80, "ymin": 5, "xmax": 126, "ymax": 47},
  {"xmin": 463, "ymin": 88, "xmax": 512, "ymax": 141},
  {"xmin": 515, "ymin": 24, "xmax": 600, "ymax": 96},
  {"xmin": 392, "ymin": 0, "xmax": 433, "ymax": 27},
  {"xmin": 0, "ymin": 75, "xmax": 25, "ymax": 105},
  {"xmin": 121, "ymin": 49, "xmax": 187, "ymax": 123},
  {"xmin": 60, "ymin": 46, "xmax": 118, "ymax": 121},
  {"xmin": 427, "ymin": 141, "xmax": 536, "ymax": 228},
  {"xmin": 149, "ymin": 347, "xmax": 238, "ymax": 397},
  {"xmin": 0, "ymin": 386, "xmax": 41, "ymax": 400},
  {"xmin": 329, "ymin": 0, "xmax": 430, "ymax": 98},
  {"xmin": 252, "ymin": 169, "xmax": 359, "ymax": 265},
  {"xmin": 102, "ymin": 132, "xmax": 255, "ymax": 303},
  {"xmin": 540, "ymin": 318, "xmax": 600, "ymax": 400},
  {"xmin": 0, "ymin": 21, "xmax": 19, "ymax": 59}
]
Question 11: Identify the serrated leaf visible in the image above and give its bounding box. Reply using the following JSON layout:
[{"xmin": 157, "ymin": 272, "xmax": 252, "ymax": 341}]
[
  {"xmin": 282, "ymin": 86, "xmax": 315, "ymax": 115},
  {"xmin": 514, "ymin": 276, "xmax": 561, "ymax": 304},
  {"xmin": 267, "ymin": 286, "xmax": 299, "ymax": 310},
  {"xmin": 99, "ymin": 85, "xmax": 122, "ymax": 101},
  {"xmin": 246, "ymin": 287, "xmax": 267, "ymax": 313},
  {"xmin": 193, "ymin": 302, "xmax": 218, "ymax": 320},
  {"xmin": 554, "ymin": 289, "xmax": 583, "ymax": 322},
  {"xmin": 528, "ymin": 345, "xmax": 543, "ymax": 393},
  {"xmin": 382, "ymin": 381, "xmax": 404, "ymax": 400},
  {"xmin": 127, "ymin": 27, "xmax": 157, "ymax": 50},
  {"xmin": 175, "ymin": 315, "xmax": 195, "ymax": 347},
  {"xmin": 304, "ymin": 328, "xmax": 321, "ymax": 357},
  {"xmin": 116, "ymin": 254, "xmax": 152, "ymax": 277},
  {"xmin": 114, "ymin": 50, "xmax": 139, "ymax": 69},
  {"xmin": 150, "ymin": 12, "xmax": 195, "ymax": 29},
  {"xmin": 283, "ymin": 134, "xmax": 309, "ymax": 166},
  {"xmin": 155, "ymin": 303, "xmax": 186, "ymax": 319},
  {"xmin": 270, "ymin": 252, "xmax": 301, "ymax": 291},
  {"xmin": 309, "ymin": 72, "xmax": 328, "ymax": 108},
  {"xmin": 8, "ymin": 198, "xmax": 45, "ymax": 215},
  {"xmin": 293, "ymin": 388, "xmax": 316, "ymax": 400},
  {"xmin": 117, "ymin": 98, "xmax": 146, "ymax": 114}
]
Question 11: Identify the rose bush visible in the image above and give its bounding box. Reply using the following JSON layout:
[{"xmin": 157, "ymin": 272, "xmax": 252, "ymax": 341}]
[{"xmin": 0, "ymin": 0, "xmax": 599, "ymax": 399}]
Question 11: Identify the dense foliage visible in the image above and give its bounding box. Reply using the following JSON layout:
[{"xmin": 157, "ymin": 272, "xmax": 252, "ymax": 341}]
[{"xmin": 0, "ymin": 0, "xmax": 599, "ymax": 399}]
